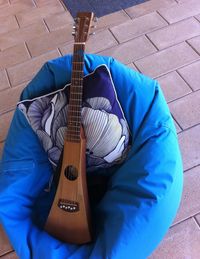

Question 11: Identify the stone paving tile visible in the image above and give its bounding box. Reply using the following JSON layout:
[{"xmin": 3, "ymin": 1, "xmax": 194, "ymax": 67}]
[
  {"xmin": 1, "ymin": 252, "xmax": 18, "ymax": 259},
  {"xmin": 0, "ymin": 82, "xmax": 27, "ymax": 114},
  {"xmin": 0, "ymin": 21, "xmax": 48, "ymax": 51},
  {"xmin": 135, "ymin": 42, "xmax": 199, "ymax": 78},
  {"xmin": 149, "ymin": 218, "xmax": 200, "ymax": 259},
  {"xmin": 125, "ymin": 0, "xmax": 177, "ymax": 18},
  {"xmin": 0, "ymin": 0, "xmax": 9, "ymax": 7},
  {"xmin": 0, "ymin": 70, "xmax": 10, "ymax": 91},
  {"xmin": 159, "ymin": 0, "xmax": 200, "ymax": 24},
  {"xmin": 156, "ymin": 71, "xmax": 192, "ymax": 103},
  {"xmin": 0, "ymin": 0, "xmax": 35, "ymax": 18},
  {"xmin": 0, "ymin": 225, "xmax": 13, "ymax": 256},
  {"xmin": 178, "ymin": 124, "xmax": 200, "ymax": 171},
  {"xmin": 34, "ymin": 0, "xmax": 60, "ymax": 7},
  {"xmin": 60, "ymin": 29, "xmax": 118, "ymax": 55},
  {"xmin": 16, "ymin": 1, "xmax": 65, "ymax": 27},
  {"xmin": 147, "ymin": 17, "xmax": 200, "ymax": 50},
  {"xmin": 7, "ymin": 50, "xmax": 60, "ymax": 86},
  {"xmin": 98, "ymin": 35, "xmax": 156, "ymax": 64},
  {"xmin": 176, "ymin": 0, "xmax": 188, "ymax": 2},
  {"xmin": 0, "ymin": 142, "xmax": 4, "ymax": 158},
  {"xmin": 9, "ymin": 0, "xmax": 35, "ymax": 3},
  {"xmin": 44, "ymin": 11, "xmax": 73, "ymax": 31},
  {"xmin": 110, "ymin": 12, "xmax": 167, "ymax": 43},
  {"xmin": 0, "ymin": 43, "xmax": 30, "ymax": 69},
  {"xmin": 96, "ymin": 10, "xmax": 131, "ymax": 31},
  {"xmin": 173, "ymin": 166, "xmax": 200, "ymax": 225},
  {"xmin": 169, "ymin": 90, "xmax": 200, "ymax": 129},
  {"xmin": 187, "ymin": 35, "xmax": 200, "ymax": 55},
  {"xmin": 0, "ymin": 111, "xmax": 13, "ymax": 143},
  {"xmin": 26, "ymin": 26, "xmax": 73, "ymax": 57},
  {"xmin": 178, "ymin": 60, "xmax": 200, "ymax": 91},
  {"xmin": 0, "ymin": 15, "xmax": 19, "ymax": 35}
]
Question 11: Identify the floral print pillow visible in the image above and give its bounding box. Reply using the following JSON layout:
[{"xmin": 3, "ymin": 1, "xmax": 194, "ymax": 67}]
[{"xmin": 18, "ymin": 65, "xmax": 130, "ymax": 172}]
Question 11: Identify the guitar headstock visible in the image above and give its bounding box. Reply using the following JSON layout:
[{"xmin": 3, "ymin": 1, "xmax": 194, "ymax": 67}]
[{"xmin": 72, "ymin": 12, "xmax": 96, "ymax": 43}]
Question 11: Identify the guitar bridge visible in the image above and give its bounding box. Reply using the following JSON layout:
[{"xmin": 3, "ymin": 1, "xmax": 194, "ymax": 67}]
[{"xmin": 58, "ymin": 199, "xmax": 79, "ymax": 212}]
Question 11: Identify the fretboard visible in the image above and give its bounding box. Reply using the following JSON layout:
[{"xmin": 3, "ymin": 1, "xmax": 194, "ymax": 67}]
[{"xmin": 66, "ymin": 43, "xmax": 85, "ymax": 142}]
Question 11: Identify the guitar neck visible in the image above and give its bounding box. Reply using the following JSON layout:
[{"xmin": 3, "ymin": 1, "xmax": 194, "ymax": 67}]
[{"xmin": 66, "ymin": 43, "xmax": 85, "ymax": 142}]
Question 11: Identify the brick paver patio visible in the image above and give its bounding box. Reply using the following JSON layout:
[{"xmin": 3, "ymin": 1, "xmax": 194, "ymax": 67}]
[{"xmin": 0, "ymin": 0, "xmax": 200, "ymax": 258}]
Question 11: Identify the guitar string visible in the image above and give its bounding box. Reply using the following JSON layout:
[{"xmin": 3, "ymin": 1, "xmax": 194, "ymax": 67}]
[
  {"xmin": 75, "ymin": 42, "xmax": 80, "ymax": 204},
  {"xmin": 77, "ymin": 42, "xmax": 84, "ymax": 205},
  {"xmin": 71, "ymin": 42, "xmax": 84, "ymax": 204}
]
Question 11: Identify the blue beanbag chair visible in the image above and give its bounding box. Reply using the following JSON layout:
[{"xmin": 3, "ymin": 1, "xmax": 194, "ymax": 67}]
[{"xmin": 0, "ymin": 54, "xmax": 183, "ymax": 259}]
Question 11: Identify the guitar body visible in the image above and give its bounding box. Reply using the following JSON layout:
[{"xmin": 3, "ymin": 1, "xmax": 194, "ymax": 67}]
[{"xmin": 45, "ymin": 128, "xmax": 92, "ymax": 244}]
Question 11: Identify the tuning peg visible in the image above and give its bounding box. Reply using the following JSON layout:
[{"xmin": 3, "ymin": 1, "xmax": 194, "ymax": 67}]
[
  {"xmin": 90, "ymin": 32, "xmax": 96, "ymax": 35},
  {"xmin": 91, "ymin": 25, "xmax": 97, "ymax": 29},
  {"xmin": 72, "ymin": 25, "xmax": 76, "ymax": 29},
  {"xmin": 72, "ymin": 31, "xmax": 76, "ymax": 36},
  {"xmin": 93, "ymin": 16, "xmax": 98, "ymax": 22}
]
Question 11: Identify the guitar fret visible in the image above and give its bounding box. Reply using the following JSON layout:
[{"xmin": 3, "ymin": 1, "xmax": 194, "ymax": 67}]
[
  {"xmin": 70, "ymin": 86, "xmax": 83, "ymax": 90},
  {"xmin": 69, "ymin": 103, "xmax": 82, "ymax": 106},
  {"xmin": 67, "ymin": 132, "xmax": 80, "ymax": 136},
  {"xmin": 66, "ymin": 130, "xmax": 80, "ymax": 135},
  {"xmin": 65, "ymin": 136, "xmax": 80, "ymax": 143},
  {"xmin": 72, "ymin": 65, "xmax": 83, "ymax": 68},
  {"xmin": 68, "ymin": 126, "xmax": 80, "ymax": 130},
  {"xmin": 68, "ymin": 111, "xmax": 81, "ymax": 115},
  {"xmin": 66, "ymin": 128, "xmax": 80, "ymax": 132},
  {"xmin": 72, "ymin": 70, "xmax": 83, "ymax": 73},
  {"xmin": 66, "ymin": 133, "xmax": 80, "ymax": 136},
  {"xmin": 70, "ymin": 92, "xmax": 83, "ymax": 99},
  {"xmin": 68, "ymin": 111, "xmax": 81, "ymax": 114},
  {"xmin": 67, "ymin": 126, "xmax": 80, "ymax": 130},
  {"xmin": 70, "ymin": 86, "xmax": 82, "ymax": 89},
  {"xmin": 71, "ymin": 77, "xmax": 83, "ymax": 80},
  {"xmin": 73, "ymin": 62, "xmax": 83, "ymax": 64},
  {"xmin": 68, "ymin": 116, "xmax": 81, "ymax": 119},
  {"xmin": 66, "ymin": 136, "xmax": 80, "ymax": 141},
  {"xmin": 68, "ymin": 122, "xmax": 80, "ymax": 126},
  {"xmin": 71, "ymin": 83, "xmax": 82, "ymax": 85},
  {"xmin": 70, "ymin": 86, "xmax": 83, "ymax": 89},
  {"xmin": 69, "ymin": 116, "xmax": 81, "ymax": 122},
  {"xmin": 69, "ymin": 98, "xmax": 82, "ymax": 101},
  {"xmin": 68, "ymin": 104, "xmax": 82, "ymax": 107},
  {"xmin": 69, "ymin": 99, "xmax": 82, "ymax": 102},
  {"xmin": 70, "ymin": 89, "xmax": 83, "ymax": 92}
]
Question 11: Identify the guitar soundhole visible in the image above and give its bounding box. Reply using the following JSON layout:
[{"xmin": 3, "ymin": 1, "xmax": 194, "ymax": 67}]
[{"xmin": 65, "ymin": 165, "xmax": 78, "ymax": 181}]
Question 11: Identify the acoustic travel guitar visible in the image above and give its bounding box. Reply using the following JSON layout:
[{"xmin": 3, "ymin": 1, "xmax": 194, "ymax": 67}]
[{"xmin": 45, "ymin": 12, "xmax": 95, "ymax": 244}]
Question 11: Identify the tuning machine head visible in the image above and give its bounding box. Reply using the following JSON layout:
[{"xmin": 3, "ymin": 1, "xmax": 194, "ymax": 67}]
[
  {"xmin": 90, "ymin": 17, "xmax": 97, "ymax": 36},
  {"xmin": 93, "ymin": 16, "xmax": 98, "ymax": 22}
]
